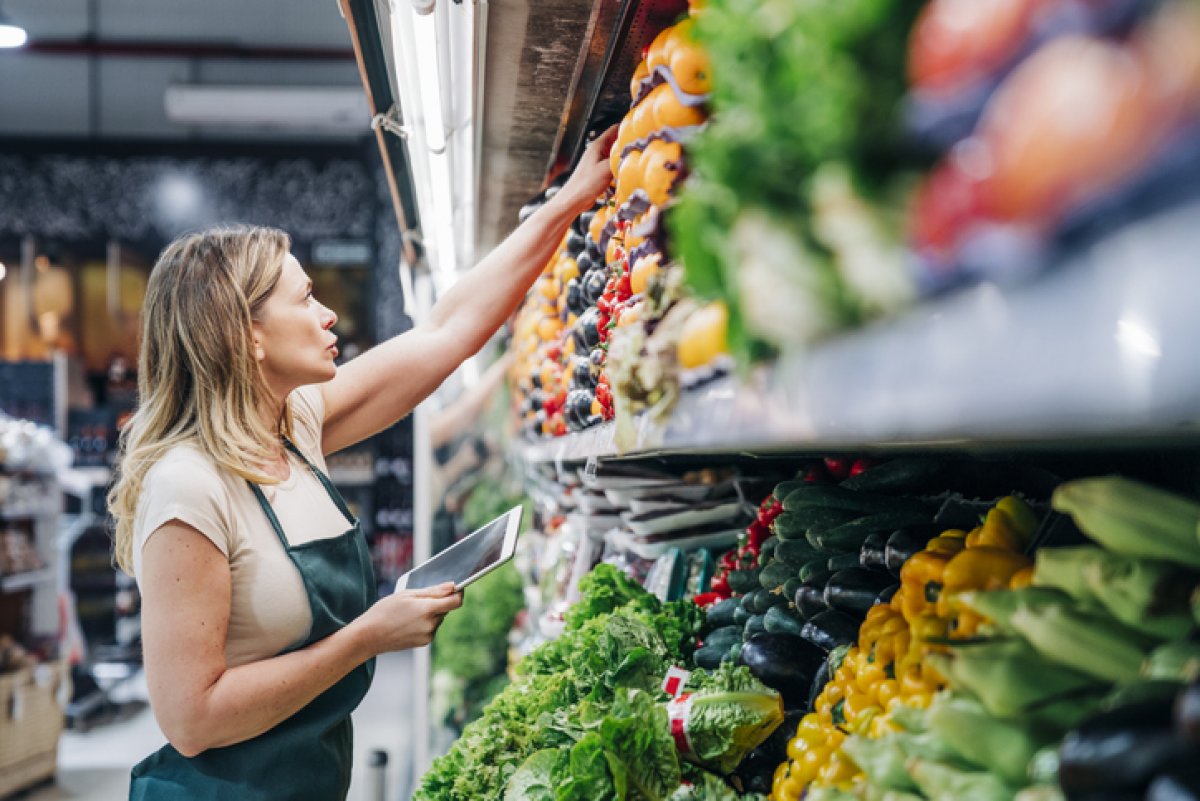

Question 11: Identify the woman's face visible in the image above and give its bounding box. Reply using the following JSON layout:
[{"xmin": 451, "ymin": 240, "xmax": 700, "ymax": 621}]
[{"xmin": 253, "ymin": 254, "xmax": 339, "ymax": 398}]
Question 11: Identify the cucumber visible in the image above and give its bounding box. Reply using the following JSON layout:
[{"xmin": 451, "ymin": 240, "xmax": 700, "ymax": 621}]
[
  {"xmin": 777, "ymin": 506, "xmax": 864, "ymax": 532},
  {"xmin": 759, "ymin": 559, "xmax": 797, "ymax": 591},
  {"xmin": 776, "ymin": 538, "xmax": 823, "ymax": 567},
  {"xmin": 827, "ymin": 552, "xmax": 860, "ymax": 573},
  {"xmin": 781, "ymin": 577, "xmax": 804, "ymax": 602},
  {"xmin": 823, "ymin": 568, "xmax": 896, "ymax": 617},
  {"xmin": 801, "ymin": 609, "xmax": 862, "ymax": 652},
  {"xmin": 703, "ymin": 625, "xmax": 743, "ymax": 653},
  {"xmin": 759, "ymin": 536, "xmax": 779, "ymax": 561},
  {"xmin": 744, "ymin": 614, "xmax": 767, "ymax": 639},
  {"xmin": 693, "ymin": 644, "xmax": 725, "ymax": 670},
  {"xmin": 798, "ymin": 559, "xmax": 828, "ymax": 583},
  {"xmin": 733, "ymin": 604, "xmax": 752, "ymax": 626},
  {"xmin": 772, "ymin": 480, "xmax": 809, "ymax": 502},
  {"xmin": 764, "ymin": 605, "xmax": 807, "ymax": 638},
  {"xmin": 744, "ymin": 588, "xmax": 783, "ymax": 615},
  {"xmin": 728, "ymin": 569, "xmax": 761, "ymax": 594},
  {"xmin": 783, "ymin": 485, "xmax": 925, "ymax": 515},
  {"xmin": 705, "ymin": 596, "xmax": 742, "ymax": 629},
  {"xmin": 839, "ymin": 457, "xmax": 945, "ymax": 494},
  {"xmin": 809, "ymin": 510, "xmax": 932, "ymax": 553}
]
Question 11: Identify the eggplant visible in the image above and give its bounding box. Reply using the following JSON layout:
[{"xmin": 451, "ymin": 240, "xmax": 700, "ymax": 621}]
[
  {"xmin": 806, "ymin": 657, "xmax": 831, "ymax": 711},
  {"xmin": 800, "ymin": 609, "xmax": 861, "ymax": 653},
  {"xmin": 794, "ymin": 571, "xmax": 833, "ymax": 620},
  {"xmin": 823, "ymin": 568, "xmax": 895, "ymax": 617},
  {"xmin": 1148, "ymin": 768, "xmax": 1200, "ymax": 801},
  {"xmin": 1177, "ymin": 681, "xmax": 1200, "ymax": 745},
  {"xmin": 884, "ymin": 525, "xmax": 941, "ymax": 576},
  {"xmin": 736, "ymin": 708, "xmax": 804, "ymax": 792},
  {"xmin": 875, "ymin": 583, "xmax": 900, "ymax": 606},
  {"xmin": 738, "ymin": 633, "xmax": 826, "ymax": 709},
  {"xmin": 860, "ymin": 531, "xmax": 888, "ymax": 571},
  {"xmin": 1059, "ymin": 695, "xmax": 1192, "ymax": 797}
]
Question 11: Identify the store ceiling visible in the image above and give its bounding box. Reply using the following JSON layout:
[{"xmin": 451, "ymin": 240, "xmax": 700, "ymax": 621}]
[
  {"xmin": 0, "ymin": 0, "xmax": 363, "ymax": 141},
  {"xmin": 0, "ymin": 0, "xmax": 596, "ymax": 252}
]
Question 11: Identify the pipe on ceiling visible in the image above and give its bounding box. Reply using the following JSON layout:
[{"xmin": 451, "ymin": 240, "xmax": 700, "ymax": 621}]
[{"xmin": 24, "ymin": 40, "xmax": 355, "ymax": 61}]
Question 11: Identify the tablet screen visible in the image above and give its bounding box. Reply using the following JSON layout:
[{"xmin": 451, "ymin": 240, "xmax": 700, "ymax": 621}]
[{"xmin": 400, "ymin": 508, "xmax": 518, "ymax": 591}]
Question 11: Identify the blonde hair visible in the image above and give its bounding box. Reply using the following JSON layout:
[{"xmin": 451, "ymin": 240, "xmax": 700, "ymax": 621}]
[{"xmin": 109, "ymin": 226, "xmax": 294, "ymax": 574}]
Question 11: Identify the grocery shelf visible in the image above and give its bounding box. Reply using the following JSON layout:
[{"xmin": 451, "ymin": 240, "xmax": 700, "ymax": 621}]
[{"xmin": 518, "ymin": 200, "xmax": 1200, "ymax": 464}]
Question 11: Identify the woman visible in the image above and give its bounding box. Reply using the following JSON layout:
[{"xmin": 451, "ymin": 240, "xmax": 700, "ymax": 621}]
[{"xmin": 109, "ymin": 128, "xmax": 616, "ymax": 800}]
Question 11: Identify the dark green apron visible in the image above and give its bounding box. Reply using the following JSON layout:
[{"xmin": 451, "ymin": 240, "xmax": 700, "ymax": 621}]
[{"xmin": 130, "ymin": 439, "xmax": 376, "ymax": 800}]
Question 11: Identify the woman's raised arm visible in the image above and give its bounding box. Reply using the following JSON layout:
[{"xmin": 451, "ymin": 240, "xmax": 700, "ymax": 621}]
[{"xmin": 317, "ymin": 127, "xmax": 617, "ymax": 455}]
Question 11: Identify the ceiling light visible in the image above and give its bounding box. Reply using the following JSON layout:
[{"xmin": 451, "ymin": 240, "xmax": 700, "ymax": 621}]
[{"xmin": 0, "ymin": 7, "xmax": 26, "ymax": 49}]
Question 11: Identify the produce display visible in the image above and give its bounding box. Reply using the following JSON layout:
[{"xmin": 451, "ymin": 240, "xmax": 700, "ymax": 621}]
[
  {"xmin": 510, "ymin": 4, "xmax": 719, "ymax": 440},
  {"xmin": 420, "ymin": 450, "xmax": 1200, "ymax": 801}
]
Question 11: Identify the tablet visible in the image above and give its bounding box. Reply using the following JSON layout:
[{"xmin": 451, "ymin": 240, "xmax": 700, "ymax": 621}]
[{"xmin": 394, "ymin": 504, "xmax": 524, "ymax": 592}]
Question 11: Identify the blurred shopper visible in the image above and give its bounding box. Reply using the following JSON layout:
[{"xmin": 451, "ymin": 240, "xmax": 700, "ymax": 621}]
[{"xmin": 108, "ymin": 129, "xmax": 616, "ymax": 800}]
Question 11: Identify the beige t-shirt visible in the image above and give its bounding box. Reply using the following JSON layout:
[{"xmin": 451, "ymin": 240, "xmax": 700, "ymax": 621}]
[{"xmin": 132, "ymin": 386, "xmax": 356, "ymax": 668}]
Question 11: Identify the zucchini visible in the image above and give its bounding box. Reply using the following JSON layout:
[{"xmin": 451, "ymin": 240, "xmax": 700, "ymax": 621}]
[
  {"xmin": 783, "ymin": 485, "xmax": 926, "ymax": 515},
  {"xmin": 759, "ymin": 559, "xmax": 797, "ymax": 591},
  {"xmin": 823, "ymin": 568, "xmax": 896, "ymax": 617},
  {"xmin": 801, "ymin": 609, "xmax": 862, "ymax": 652},
  {"xmin": 827, "ymin": 552, "xmax": 860, "ymax": 573},
  {"xmin": 764, "ymin": 605, "xmax": 806, "ymax": 638},
  {"xmin": 694, "ymin": 644, "xmax": 725, "ymax": 670},
  {"xmin": 744, "ymin": 614, "xmax": 767, "ymax": 639},
  {"xmin": 860, "ymin": 531, "xmax": 888, "ymax": 571},
  {"xmin": 728, "ymin": 568, "xmax": 761, "ymax": 594},
  {"xmin": 839, "ymin": 457, "xmax": 945, "ymax": 494},
  {"xmin": 794, "ymin": 571, "xmax": 833, "ymax": 619},
  {"xmin": 809, "ymin": 510, "xmax": 932, "ymax": 553},
  {"xmin": 705, "ymin": 596, "xmax": 742, "ymax": 629},
  {"xmin": 776, "ymin": 538, "xmax": 823, "ymax": 567},
  {"xmin": 703, "ymin": 625, "xmax": 743, "ymax": 653},
  {"xmin": 759, "ymin": 536, "xmax": 779, "ymax": 561},
  {"xmin": 884, "ymin": 525, "xmax": 941, "ymax": 576}
]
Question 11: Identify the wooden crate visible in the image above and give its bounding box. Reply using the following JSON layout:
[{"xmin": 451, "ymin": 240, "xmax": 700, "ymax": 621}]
[{"xmin": 0, "ymin": 661, "xmax": 68, "ymax": 798}]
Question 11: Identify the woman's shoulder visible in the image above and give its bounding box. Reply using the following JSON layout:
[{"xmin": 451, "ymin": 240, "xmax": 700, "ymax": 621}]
[{"xmin": 144, "ymin": 443, "xmax": 232, "ymax": 498}]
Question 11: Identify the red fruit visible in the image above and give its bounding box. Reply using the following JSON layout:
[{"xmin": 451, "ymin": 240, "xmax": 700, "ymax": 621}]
[
  {"xmin": 709, "ymin": 575, "xmax": 730, "ymax": 596},
  {"xmin": 693, "ymin": 591, "xmax": 721, "ymax": 608},
  {"xmin": 909, "ymin": 0, "xmax": 1039, "ymax": 93},
  {"xmin": 849, "ymin": 459, "xmax": 874, "ymax": 477},
  {"xmin": 802, "ymin": 464, "xmax": 829, "ymax": 484},
  {"xmin": 912, "ymin": 159, "xmax": 983, "ymax": 261},
  {"xmin": 824, "ymin": 457, "xmax": 852, "ymax": 481},
  {"xmin": 747, "ymin": 520, "xmax": 770, "ymax": 547},
  {"xmin": 616, "ymin": 273, "xmax": 632, "ymax": 301}
]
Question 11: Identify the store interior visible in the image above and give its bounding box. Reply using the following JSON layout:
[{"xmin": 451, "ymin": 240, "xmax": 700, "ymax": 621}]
[{"xmin": 3, "ymin": 0, "xmax": 1200, "ymax": 800}]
